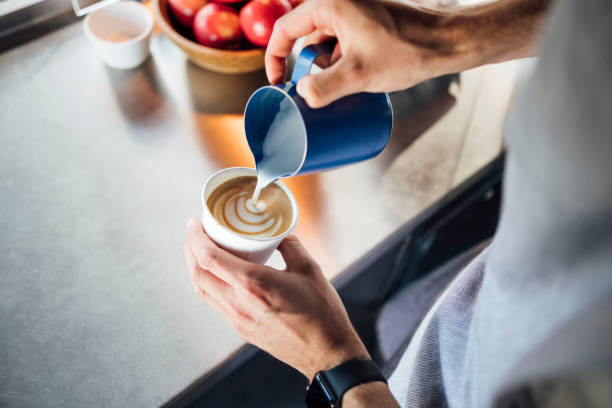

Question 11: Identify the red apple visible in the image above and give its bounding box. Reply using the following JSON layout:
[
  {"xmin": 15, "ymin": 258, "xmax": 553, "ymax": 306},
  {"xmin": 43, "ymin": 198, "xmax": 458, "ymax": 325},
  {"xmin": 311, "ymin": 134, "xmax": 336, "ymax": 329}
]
[
  {"xmin": 168, "ymin": 0, "xmax": 207, "ymax": 27},
  {"xmin": 287, "ymin": 0, "xmax": 302, "ymax": 7},
  {"xmin": 193, "ymin": 3, "xmax": 242, "ymax": 49},
  {"xmin": 239, "ymin": 0, "xmax": 291, "ymax": 47}
]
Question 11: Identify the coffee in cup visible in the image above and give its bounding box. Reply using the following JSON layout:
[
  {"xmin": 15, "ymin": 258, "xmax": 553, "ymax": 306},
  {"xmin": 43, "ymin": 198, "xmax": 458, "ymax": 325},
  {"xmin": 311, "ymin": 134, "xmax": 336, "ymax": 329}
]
[{"xmin": 207, "ymin": 176, "xmax": 293, "ymax": 238}]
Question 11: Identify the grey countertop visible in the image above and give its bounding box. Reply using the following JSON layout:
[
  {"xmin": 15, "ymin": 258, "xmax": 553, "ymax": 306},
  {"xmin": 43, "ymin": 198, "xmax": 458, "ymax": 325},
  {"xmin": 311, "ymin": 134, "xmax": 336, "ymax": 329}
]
[{"xmin": 0, "ymin": 17, "xmax": 514, "ymax": 407}]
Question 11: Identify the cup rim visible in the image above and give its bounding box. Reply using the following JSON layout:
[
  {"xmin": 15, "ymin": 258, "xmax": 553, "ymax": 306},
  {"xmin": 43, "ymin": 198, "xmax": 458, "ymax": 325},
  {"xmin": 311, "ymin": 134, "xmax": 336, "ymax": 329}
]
[
  {"xmin": 83, "ymin": 0, "xmax": 154, "ymax": 46},
  {"xmin": 244, "ymin": 85, "xmax": 308, "ymax": 179},
  {"xmin": 201, "ymin": 167, "xmax": 299, "ymax": 242}
]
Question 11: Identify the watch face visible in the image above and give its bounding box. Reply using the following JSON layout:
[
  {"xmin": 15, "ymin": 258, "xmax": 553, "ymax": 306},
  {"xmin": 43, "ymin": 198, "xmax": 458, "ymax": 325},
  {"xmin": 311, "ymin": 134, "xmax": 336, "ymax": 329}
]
[
  {"xmin": 305, "ymin": 373, "xmax": 336, "ymax": 408},
  {"xmin": 316, "ymin": 373, "xmax": 337, "ymax": 402}
]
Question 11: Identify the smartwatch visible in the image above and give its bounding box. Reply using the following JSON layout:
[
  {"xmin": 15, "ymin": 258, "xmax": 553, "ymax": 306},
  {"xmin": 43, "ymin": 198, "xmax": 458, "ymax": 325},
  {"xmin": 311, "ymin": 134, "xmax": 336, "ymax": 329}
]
[{"xmin": 305, "ymin": 358, "xmax": 387, "ymax": 408}]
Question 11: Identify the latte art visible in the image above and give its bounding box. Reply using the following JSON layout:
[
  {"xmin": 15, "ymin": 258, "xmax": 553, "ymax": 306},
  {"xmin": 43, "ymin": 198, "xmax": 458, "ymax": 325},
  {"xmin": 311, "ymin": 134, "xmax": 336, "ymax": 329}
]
[{"xmin": 207, "ymin": 176, "xmax": 292, "ymax": 238}]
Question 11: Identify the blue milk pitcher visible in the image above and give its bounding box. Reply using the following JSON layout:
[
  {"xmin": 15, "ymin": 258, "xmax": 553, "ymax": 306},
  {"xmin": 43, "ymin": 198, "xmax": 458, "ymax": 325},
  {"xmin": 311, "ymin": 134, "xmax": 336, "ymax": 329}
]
[{"xmin": 244, "ymin": 42, "xmax": 393, "ymax": 185}]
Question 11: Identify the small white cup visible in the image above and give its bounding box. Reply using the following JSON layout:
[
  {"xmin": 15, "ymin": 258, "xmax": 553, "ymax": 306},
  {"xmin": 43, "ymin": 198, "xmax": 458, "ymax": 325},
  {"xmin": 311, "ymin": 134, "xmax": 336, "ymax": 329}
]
[
  {"xmin": 83, "ymin": 0, "xmax": 153, "ymax": 70},
  {"xmin": 201, "ymin": 167, "xmax": 299, "ymax": 264}
]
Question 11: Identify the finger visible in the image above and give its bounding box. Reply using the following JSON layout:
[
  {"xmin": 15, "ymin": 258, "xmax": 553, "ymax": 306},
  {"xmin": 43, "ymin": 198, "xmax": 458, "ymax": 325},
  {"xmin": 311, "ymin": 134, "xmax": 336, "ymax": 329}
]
[
  {"xmin": 200, "ymin": 288, "xmax": 237, "ymax": 323},
  {"xmin": 186, "ymin": 244, "xmax": 257, "ymax": 327},
  {"xmin": 184, "ymin": 243, "xmax": 234, "ymax": 304},
  {"xmin": 265, "ymin": 2, "xmax": 319, "ymax": 84},
  {"xmin": 184, "ymin": 241, "xmax": 203, "ymax": 284},
  {"xmin": 186, "ymin": 248, "xmax": 217, "ymax": 301},
  {"xmin": 277, "ymin": 234, "xmax": 318, "ymax": 273},
  {"xmin": 192, "ymin": 281, "xmax": 205, "ymax": 298},
  {"xmin": 296, "ymin": 57, "xmax": 362, "ymax": 108},
  {"xmin": 186, "ymin": 219, "xmax": 260, "ymax": 288},
  {"xmin": 302, "ymin": 30, "xmax": 334, "ymax": 49}
]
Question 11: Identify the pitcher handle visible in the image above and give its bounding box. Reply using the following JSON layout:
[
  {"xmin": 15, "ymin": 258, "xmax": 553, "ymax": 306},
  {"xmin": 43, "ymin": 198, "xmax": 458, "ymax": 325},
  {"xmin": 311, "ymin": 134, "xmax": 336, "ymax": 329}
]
[{"xmin": 290, "ymin": 42, "xmax": 335, "ymax": 84}]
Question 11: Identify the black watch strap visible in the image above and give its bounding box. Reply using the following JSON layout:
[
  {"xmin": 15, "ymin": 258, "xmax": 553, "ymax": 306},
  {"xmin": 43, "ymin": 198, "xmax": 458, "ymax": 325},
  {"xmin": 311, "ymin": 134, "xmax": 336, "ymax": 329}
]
[{"xmin": 305, "ymin": 358, "xmax": 387, "ymax": 408}]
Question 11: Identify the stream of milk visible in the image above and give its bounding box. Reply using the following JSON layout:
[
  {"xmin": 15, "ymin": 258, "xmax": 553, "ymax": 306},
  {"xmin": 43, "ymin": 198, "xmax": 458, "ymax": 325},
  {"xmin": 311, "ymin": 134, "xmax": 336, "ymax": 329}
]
[{"xmin": 248, "ymin": 97, "xmax": 305, "ymax": 207}]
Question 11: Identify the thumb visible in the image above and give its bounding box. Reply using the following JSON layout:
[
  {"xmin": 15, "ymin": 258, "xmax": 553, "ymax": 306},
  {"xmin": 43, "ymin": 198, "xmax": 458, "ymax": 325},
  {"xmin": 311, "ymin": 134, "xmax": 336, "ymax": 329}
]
[
  {"xmin": 277, "ymin": 235, "xmax": 318, "ymax": 273},
  {"xmin": 296, "ymin": 57, "xmax": 360, "ymax": 108}
]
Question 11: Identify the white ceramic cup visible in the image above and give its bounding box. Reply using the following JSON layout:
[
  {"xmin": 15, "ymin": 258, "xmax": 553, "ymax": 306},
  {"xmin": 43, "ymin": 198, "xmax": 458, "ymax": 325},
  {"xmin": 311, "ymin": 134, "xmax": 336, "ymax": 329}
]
[
  {"xmin": 201, "ymin": 167, "xmax": 299, "ymax": 264},
  {"xmin": 83, "ymin": 1, "xmax": 153, "ymax": 70}
]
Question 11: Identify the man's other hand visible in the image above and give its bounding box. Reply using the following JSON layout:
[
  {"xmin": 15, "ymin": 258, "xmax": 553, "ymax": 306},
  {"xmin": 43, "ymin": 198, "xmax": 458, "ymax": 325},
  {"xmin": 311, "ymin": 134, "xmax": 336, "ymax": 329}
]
[{"xmin": 183, "ymin": 218, "xmax": 369, "ymax": 381}]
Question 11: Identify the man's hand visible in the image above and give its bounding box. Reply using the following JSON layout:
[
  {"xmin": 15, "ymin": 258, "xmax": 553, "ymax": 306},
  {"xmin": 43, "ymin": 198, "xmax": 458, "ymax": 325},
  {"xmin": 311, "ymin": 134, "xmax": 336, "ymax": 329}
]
[
  {"xmin": 183, "ymin": 218, "xmax": 369, "ymax": 381},
  {"xmin": 266, "ymin": 0, "xmax": 550, "ymax": 108}
]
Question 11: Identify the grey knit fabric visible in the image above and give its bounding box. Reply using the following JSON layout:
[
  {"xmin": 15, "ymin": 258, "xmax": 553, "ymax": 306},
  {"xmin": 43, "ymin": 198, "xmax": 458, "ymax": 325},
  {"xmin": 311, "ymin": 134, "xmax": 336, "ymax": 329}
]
[{"xmin": 388, "ymin": 0, "xmax": 612, "ymax": 406}]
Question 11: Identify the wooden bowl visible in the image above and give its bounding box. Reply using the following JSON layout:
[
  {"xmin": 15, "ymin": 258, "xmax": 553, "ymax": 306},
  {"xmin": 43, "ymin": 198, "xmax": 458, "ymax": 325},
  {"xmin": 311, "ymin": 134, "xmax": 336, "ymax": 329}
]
[{"xmin": 153, "ymin": 0, "xmax": 265, "ymax": 74}]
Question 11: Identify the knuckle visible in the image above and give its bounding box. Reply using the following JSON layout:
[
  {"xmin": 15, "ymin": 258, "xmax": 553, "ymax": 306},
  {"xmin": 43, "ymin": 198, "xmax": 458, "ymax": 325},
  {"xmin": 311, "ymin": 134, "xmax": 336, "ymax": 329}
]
[
  {"xmin": 299, "ymin": 258, "xmax": 320, "ymax": 276},
  {"xmin": 273, "ymin": 15, "xmax": 288, "ymax": 34},
  {"xmin": 306, "ymin": 79, "xmax": 325, "ymax": 107},
  {"xmin": 236, "ymin": 308, "xmax": 254, "ymax": 324},
  {"xmin": 326, "ymin": 0, "xmax": 342, "ymax": 16},
  {"xmin": 232, "ymin": 307, "xmax": 256, "ymax": 330},
  {"xmin": 242, "ymin": 272, "xmax": 275, "ymax": 308},
  {"xmin": 197, "ymin": 248, "xmax": 218, "ymax": 271},
  {"xmin": 272, "ymin": 18, "xmax": 282, "ymax": 31},
  {"xmin": 306, "ymin": 261, "xmax": 322, "ymax": 275},
  {"xmin": 189, "ymin": 266, "xmax": 200, "ymax": 283},
  {"xmin": 347, "ymin": 58, "xmax": 367, "ymax": 80},
  {"xmin": 244, "ymin": 275, "xmax": 266, "ymax": 297},
  {"xmin": 242, "ymin": 268, "xmax": 259, "ymax": 286},
  {"xmin": 196, "ymin": 288, "xmax": 206, "ymax": 300}
]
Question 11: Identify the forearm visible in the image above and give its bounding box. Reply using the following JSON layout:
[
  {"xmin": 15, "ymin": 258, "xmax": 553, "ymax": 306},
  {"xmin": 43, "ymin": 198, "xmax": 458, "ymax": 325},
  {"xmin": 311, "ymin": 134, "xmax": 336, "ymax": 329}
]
[
  {"xmin": 342, "ymin": 381, "xmax": 400, "ymax": 408},
  {"xmin": 453, "ymin": 0, "xmax": 552, "ymax": 64},
  {"xmin": 387, "ymin": 0, "xmax": 552, "ymax": 76}
]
